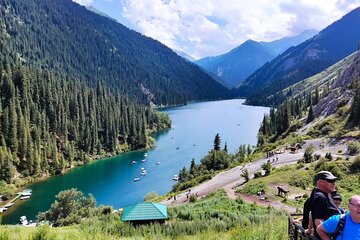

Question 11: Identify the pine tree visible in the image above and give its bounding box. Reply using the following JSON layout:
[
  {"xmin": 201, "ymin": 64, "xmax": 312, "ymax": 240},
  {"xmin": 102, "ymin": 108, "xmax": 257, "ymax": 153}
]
[
  {"xmin": 307, "ymin": 105, "xmax": 315, "ymax": 123},
  {"xmin": 213, "ymin": 133, "xmax": 221, "ymax": 151}
]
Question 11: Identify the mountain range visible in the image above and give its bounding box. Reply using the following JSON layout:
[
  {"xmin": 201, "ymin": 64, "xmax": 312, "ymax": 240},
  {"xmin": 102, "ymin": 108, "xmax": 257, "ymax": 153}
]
[
  {"xmin": 0, "ymin": 0, "xmax": 231, "ymax": 106},
  {"xmin": 195, "ymin": 30, "xmax": 318, "ymax": 88},
  {"xmin": 238, "ymin": 7, "xmax": 360, "ymax": 106}
]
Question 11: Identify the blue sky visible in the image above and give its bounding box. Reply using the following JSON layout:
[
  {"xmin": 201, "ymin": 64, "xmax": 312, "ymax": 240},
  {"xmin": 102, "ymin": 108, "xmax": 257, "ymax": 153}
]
[{"xmin": 73, "ymin": 0, "xmax": 359, "ymax": 59}]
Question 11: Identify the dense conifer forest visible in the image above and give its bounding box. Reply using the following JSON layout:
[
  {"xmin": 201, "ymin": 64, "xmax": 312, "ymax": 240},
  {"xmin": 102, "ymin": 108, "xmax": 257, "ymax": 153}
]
[
  {"xmin": 0, "ymin": 0, "xmax": 231, "ymax": 107},
  {"xmin": 0, "ymin": 63, "xmax": 171, "ymax": 183}
]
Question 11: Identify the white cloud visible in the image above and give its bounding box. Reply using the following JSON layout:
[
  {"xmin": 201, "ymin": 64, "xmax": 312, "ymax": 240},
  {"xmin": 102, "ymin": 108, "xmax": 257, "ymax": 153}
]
[{"xmin": 118, "ymin": 0, "xmax": 359, "ymax": 59}]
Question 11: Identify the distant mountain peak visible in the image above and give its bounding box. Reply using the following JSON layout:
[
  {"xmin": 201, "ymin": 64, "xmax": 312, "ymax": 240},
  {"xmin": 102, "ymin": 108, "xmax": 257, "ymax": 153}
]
[
  {"xmin": 194, "ymin": 30, "xmax": 316, "ymax": 88},
  {"xmin": 238, "ymin": 6, "xmax": 360, "ymax": 106}
]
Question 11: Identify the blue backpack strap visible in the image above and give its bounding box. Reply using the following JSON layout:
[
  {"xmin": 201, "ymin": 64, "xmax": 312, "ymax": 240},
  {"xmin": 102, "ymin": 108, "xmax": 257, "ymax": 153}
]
[{"xmin": 330, "ymin": 214, "xmax": 346, "ymax": 240}]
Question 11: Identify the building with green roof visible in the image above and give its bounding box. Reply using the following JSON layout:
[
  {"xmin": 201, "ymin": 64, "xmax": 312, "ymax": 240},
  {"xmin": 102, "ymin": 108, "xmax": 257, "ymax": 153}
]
[{"xmin": 122, "ymin": 202, "xmax": 168, "ymax": 224}]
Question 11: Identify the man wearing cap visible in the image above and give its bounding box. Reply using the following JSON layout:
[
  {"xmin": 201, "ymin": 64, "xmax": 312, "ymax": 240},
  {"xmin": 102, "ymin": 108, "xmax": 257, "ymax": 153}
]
[
  {"xmin": 310, "ymin": 171, "xmax": 341, "ymax": 239},
  {"xmin": 332, "ymin": 192, "xmax": 345, "ymax": 214},
  {"xmin": 317, "ymin": 195, "xmax": 360, "ymax": 239}
]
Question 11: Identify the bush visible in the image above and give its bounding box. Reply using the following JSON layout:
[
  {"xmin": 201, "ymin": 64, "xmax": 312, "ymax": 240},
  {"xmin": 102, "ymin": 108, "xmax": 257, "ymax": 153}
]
[
  {"xmin": 242, "ymin": 181, "xmax": 266, "ymax": 195},
  {"xmin": 253, "ymin": 172, "xmax": 262, "ymax": 178},
  {"xmin": 31, "ymin": 225, "xmax": 56, "ymax": 240},
  {"xmin": 144, "ymin": 191, "xmax": 159, "ymax": 202},
  {"xmin": 37, "ymin": 188, "xmax": 96, "ymax": 227},
  {"xmin": 325, "ymin": 152, "xmax": 333, "ymax": 161},
  {"xmin": 303, "ymin": 144, "xmax": 316, "ymax": 163},
  {"xmin": 189, "ymin": 194, "xmax": 197, "ymax": 203},
  {"xmin": 348, "ymin": 141, "xmax": 360, "ymax": 155},
  {"xmin": 350, "ymin": 156, "xmax": 360, "ymax": 173}
]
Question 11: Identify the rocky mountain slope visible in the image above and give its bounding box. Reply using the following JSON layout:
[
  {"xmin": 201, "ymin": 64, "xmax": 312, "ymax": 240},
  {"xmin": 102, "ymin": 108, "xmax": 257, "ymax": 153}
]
[{"xmin": 238, "ymin": 7, "xmax": 360, "ymax": 106}]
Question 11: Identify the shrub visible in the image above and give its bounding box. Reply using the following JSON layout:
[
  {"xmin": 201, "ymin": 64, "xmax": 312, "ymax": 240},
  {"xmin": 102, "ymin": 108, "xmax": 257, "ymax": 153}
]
[
  {"xmin": 303, "ymin": 144, "xmax": 316, "ymax": 163},
  {"xmin": 325, "ymin": 152, "xmax": 333, "ymax": 161},
  {"xmin": 350, "ymin": 156, "xmax": 360, "ymax": 173},
  {"xmin": 31, "ymin": 225, "xmax": 57, "ymax": 240},
  {"xmin": 144, "ymin": 191, "xmax": 159, "ymax": 202},
  {"xmin": 289, "ymin": 171, "xmax": 313, "ymax": 189},
  {"xmin": 348, "ymin": 141, "xmax": 360, "ymax": 155},
  {"xmin": 242, "ymin": 181, "xmax": 266, "ymax": 195},
  {"xmin": 262, "ymin": 162, "xmax": 272, "ymax": 176},
  {"xmin": 37, "ymin": 188, "xmax": 96, "ymax": 227},
  {"xmin": 253, "ymin": 172, "xmax": 262, "ymax": 178},
  {"xmin": 189, "ymin": 194, "xmax": 197, "ymax": 203}
]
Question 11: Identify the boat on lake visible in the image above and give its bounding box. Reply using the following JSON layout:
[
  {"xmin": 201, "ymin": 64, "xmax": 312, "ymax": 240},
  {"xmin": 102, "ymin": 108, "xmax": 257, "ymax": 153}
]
[
  {"xmin": 172, "ymin": 175, "xmax": 179, "ymax": 181},
  {"xmin": 20, "ymin": 196, "xmax": 30, "ymax": 200},
  {"xmin": 144, "ymin": 153, "xmax": 148, "ymax": 157},
  {"xmin": 156, "ymin": 161, "xmax": 160, "ymax": 165},
  {"xmin": 132, "ymin": 161, "xmax": 137, "ymax": 164},
  {"xmin": 141, "ymin": 159, "xmax": 146, "ymax": 162},
  {"xmin": 141, "ymin": 170, "xmax": 147, "ymax": 176},
  {"xmin": 134, "ymin": 178, "xmax": 140, "ymax": 182},
  {"xmin": 20, "ymin": 216, "xmax": 28, "ymax": 225},
  {"xmin": 4, "ymin": 202, "xmax": 14, "ymax": 208},
  {"xmin": 21, "ymin": 192, "xmax": 32, "ymax": 197}
]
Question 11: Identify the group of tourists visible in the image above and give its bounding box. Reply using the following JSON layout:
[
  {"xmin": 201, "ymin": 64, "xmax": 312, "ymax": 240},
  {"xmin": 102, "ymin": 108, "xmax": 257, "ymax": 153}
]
[{"xmin": 300, "ymin": 171, "xmax": 360, "ymax": 239}]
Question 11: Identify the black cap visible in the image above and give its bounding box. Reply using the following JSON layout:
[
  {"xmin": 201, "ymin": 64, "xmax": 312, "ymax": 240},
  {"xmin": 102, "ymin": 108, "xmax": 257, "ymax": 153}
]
[
  {"xmin": 316, "ymin": 171, "xmax": 337, "ymax": 181},
  {"xmin": 332, "ymin": 192, "xmax": 342, "ymax": 201}
]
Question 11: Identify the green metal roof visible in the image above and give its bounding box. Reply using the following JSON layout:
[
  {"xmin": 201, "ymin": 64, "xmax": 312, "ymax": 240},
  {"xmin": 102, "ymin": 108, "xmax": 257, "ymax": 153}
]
[{"xmin": 122, "ymin": 202, "xmax": 168, "ymax": 221}]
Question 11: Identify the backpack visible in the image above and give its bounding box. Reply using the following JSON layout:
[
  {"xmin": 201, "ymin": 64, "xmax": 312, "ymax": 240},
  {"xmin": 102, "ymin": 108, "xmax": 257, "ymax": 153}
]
[{"xmin": 330, "ymin": 214, "xmax": 346, "ymax": 240}]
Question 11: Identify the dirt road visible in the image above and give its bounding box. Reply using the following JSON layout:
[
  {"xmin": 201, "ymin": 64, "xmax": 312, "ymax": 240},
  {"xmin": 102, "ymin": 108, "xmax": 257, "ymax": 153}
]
[
  {"xmin": 162, "ymin": 138, "xmax": 351, "ymax": 212},
  {"xmin": 162, "ymin": 149, "xmax": 303, "ymax": 209}
]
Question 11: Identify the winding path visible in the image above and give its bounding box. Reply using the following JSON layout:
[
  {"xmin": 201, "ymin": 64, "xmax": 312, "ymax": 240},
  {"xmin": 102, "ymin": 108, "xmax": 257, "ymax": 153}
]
[{"xmin": 162, "ymin": 149, "xmax": 303, "ymax": 212}]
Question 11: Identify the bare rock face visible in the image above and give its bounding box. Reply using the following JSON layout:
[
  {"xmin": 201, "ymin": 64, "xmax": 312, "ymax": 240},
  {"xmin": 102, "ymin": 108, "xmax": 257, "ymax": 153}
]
[
  {"xmin": 315, "ymin": 51, "xmax": 360, "ymax": 117},
  {"xmin": 139, "ymin": 83, "xmax": 155, "ymax": 102}
]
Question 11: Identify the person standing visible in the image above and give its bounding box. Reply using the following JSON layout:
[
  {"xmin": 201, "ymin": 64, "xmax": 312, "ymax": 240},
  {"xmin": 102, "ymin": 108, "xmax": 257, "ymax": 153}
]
[
  {"xmin": 332, "ymin": 192, "xmax": 345, "ymax": 214},
  {"xmin": 317, "ymin": 195, "xmax": 360, "ymax": 239},
  {"xmin": 310, "ymin": 171, "xmax": 340, "ymax": 239}
]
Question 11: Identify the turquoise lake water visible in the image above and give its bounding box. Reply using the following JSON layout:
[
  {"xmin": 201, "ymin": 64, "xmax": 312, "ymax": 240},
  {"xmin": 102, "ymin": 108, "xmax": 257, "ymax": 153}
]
[{"xmin": 1, "ymin": 99, "xmax": 269, "ymax": 224}]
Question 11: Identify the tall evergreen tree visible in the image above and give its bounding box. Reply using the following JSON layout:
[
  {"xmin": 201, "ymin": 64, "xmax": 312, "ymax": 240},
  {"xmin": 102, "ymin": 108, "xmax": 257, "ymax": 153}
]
[
  {"xmin": 307, "ymin": 105, "xmax": 315, "ymax": 123},
  {"xmin": 213, "ymin": 133, "xmax": 221, "ymax": 151}
]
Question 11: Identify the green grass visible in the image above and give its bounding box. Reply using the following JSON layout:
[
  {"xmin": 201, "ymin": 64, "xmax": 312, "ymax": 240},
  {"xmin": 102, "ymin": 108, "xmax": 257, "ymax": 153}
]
[
  {"xmin": 0, "ymin": 190, "xmax": 288, "ymax": 239},
  {"xmin": 238, "ymin": 157, "xmax": 360, "ymax": 210}
]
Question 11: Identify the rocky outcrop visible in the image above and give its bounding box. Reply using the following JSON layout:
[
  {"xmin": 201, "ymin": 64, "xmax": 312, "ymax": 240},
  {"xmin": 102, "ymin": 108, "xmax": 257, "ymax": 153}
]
[{"xmin": 315, "ymin": 51, "xmax": 360, "ymax": 117}]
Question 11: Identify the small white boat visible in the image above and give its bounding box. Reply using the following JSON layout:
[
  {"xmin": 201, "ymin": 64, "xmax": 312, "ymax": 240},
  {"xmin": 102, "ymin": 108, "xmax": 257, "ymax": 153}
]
[
  {"xmin": 134, "ymin": 178, "xmax": 140, "ymax": 182},
  {"xmin": 21, "ymin": 192, "xmax": 32, "ymax": 197},
  {"xmin": 20, "ymin": 216, "xmax": 29, "ymax": 226},
  {"xmin": 141, "ymin": 159, "xmax": 146, "ymax": 162},
  {"xmin": 132, "ymin": 161, "xmax": 137, "ymax": 164},
  {"xmin": 172, "ymin": 175, "xmax": 179, "ymax": 181},
  {"xmin": 144, "ymin": 153, "xmax": 148, "ymax": 157},
  {"xmin": 141, "ymin": 167, "xmax": 145, "ymax": 171},
  {"xmin": 0, "ymin": 207, "xmax": 6, "ymax": 213},
  {"xmin": 20, "ymin": 196, "xmax": 30, "ymax": 200},
  {"xmin": 156, "ymin": 161, "xmax": 160, "ymax": 165},
  {"xmin": 141, "ymin": 171, "xmax": 147, "ymax": 176},
  {"xmin": 4, "ymin": 202, "xmax": 14, "ymax": 208}
]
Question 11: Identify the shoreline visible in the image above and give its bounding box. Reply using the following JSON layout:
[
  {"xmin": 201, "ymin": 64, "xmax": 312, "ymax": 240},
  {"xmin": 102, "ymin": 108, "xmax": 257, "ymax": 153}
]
[{"xmin": 0, "ymin": 133, "xmax": 163, "ymax": 219}]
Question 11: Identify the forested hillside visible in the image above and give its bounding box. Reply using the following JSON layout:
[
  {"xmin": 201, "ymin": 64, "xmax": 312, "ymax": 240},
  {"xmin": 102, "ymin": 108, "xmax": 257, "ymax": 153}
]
[
  {"xmin": 258, "ymin": 51, "xmax": 360, "ymax": 146},
  {"xmin": 0, "ymin": 0, "xmax": 231, "ymax": 106},
  {"xmin": 237, "ymin": 7, "xmax": 360, "ymax": 106},
  {"xmin": 0, "ymin": 63, "xmax": 171, "ymax": 183}
]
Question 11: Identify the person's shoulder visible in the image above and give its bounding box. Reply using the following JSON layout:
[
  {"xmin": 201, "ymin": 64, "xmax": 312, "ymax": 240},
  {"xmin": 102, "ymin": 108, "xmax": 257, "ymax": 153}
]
[
  {"xmin": 323, "ymin": 214, "xmax": 341, "ymax": 233},
  {"xmin": 314, "ymin": 188, "xmax": 326, "ymax": 196}
]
